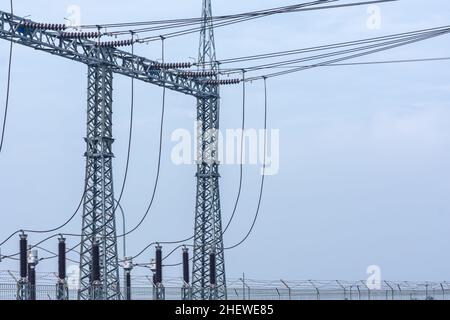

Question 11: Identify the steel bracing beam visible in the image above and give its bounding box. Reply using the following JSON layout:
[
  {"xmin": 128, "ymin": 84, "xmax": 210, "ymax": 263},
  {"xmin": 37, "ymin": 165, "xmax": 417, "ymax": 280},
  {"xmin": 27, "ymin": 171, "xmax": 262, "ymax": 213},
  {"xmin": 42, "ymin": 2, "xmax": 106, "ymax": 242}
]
[
  {"xmin": 192, "ymin": 0, "xmax": 226, "ymax": 300},
  {"xmin": 78, "ymin": 65, "xmax": 120, "ymax": 300},
  {"xmin": 0, "ymin": 10, "xmax": 216, "ymax": 98}
]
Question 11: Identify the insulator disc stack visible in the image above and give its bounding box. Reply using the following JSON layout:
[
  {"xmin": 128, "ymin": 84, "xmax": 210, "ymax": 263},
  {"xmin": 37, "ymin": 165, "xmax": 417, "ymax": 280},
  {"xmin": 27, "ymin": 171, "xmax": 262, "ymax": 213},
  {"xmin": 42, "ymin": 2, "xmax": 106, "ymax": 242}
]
[{"xmin": 22, "ymin": 21, "xmax": 66, "ymax": 31}]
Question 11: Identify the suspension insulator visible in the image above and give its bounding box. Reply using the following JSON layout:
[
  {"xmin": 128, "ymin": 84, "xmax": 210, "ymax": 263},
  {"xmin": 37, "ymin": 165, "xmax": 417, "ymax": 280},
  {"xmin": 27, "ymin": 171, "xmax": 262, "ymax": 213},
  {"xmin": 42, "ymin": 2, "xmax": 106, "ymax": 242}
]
[
  {"xmin": 179, "ymin": 71, "xmax": 217, "ymax": 78},
  {"xmin": 96, "ymin": 39, "xmax": 134, "ymax": 48},
  {"xmin": 61, "ymin": 31, "xmax": 100, "ymax": 39},
  {"xmin": 23, "ymin": 22, "xmax": 66, "ymax": 31},
  {"xmin": 205, "ymin": 79, "xmax": 241, "ymax": 85},
  {"xmin": 153, "ymin": 62, "xmax": 193, "ymax": 70}
]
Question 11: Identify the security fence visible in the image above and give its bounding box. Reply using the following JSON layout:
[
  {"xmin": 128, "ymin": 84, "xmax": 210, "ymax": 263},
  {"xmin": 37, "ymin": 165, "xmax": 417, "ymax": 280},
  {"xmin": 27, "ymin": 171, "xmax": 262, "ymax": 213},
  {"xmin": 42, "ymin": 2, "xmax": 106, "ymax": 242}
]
[{"xmin": 0, "ymin": 271, "xmax": 448, "ymax": 300}]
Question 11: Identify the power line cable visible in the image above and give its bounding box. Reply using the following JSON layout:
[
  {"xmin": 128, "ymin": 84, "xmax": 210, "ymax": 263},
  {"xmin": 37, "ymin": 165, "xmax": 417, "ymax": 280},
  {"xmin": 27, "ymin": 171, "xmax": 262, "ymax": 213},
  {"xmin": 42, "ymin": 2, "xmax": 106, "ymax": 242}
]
[
  {"xmin": 130, "ymin": 71, "xmax": 248, "ymax": 262},
  {"xmin": 218, "ymin": 27, "xmax": 450, "ymax": 73},
  {"xmin": 218, "ymin": 57, "xmax": 450, "ymax": 70},
  {"xmin": 211, "ymin": 25, "xmax": 450, "ymax": 69},
  {"xmin": 79, "ymin": 1, "xmax": 339, "ymax": 30},
  {"xmin": 138, "ymin": 0, "xmax": 387, "ymax": 42},
  {"xmin": 115, "ymin": 37, "xmax": 167, "ymax": 239},
  {"xmin": 112, "ymin": 32, "xmax": 135, "ymax": 225},
  {"xmin": 245, "ymin": 28, "xmax": 450, "ymax": 81},
  {"xmin": 161, "ymin": 78, "xmax": 269, "ymax": 264},
  {"xmin": 223, "ymin": 71, "xmax": 246, "ymax": 233},
  {"xmin": 225, "ymin": 78, "xmax": 268, "ymax": 250},
  {"xmin": 97, "ymin": 1, "xmax": 396, "ymax": 43}
]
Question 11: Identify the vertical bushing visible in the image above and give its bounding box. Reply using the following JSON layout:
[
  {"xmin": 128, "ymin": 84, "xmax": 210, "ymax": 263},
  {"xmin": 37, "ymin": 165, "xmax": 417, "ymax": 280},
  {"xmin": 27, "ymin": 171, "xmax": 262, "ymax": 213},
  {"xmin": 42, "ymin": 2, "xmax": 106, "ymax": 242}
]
[
  {"xmin": 182, "ymin": 248, "xmax": 189, "ymax": 285},
  {"xmin": 92, "ymin": 242, "xmax": 100, "ymax": 282},
  {"xmin": 155, "ymin": 245, "xmax": 162, "ymax": 284},
  {"xmin": 28, "ymin": 265, "xmax": 36, "ymax": 300},
  {"xmin": 209, "ymin": 252, "xmax": 216, "ymax": 286},
  {"xmin": 19, "ymin": 234, "xmax": 28, "ymax": 278},
  {"xmin": 58, "ymin": 237, "xmax": 66, "ymax": 280},
  {"xmin": 125, "ymin": 271, "xmax": 131, "ymax": 300}
]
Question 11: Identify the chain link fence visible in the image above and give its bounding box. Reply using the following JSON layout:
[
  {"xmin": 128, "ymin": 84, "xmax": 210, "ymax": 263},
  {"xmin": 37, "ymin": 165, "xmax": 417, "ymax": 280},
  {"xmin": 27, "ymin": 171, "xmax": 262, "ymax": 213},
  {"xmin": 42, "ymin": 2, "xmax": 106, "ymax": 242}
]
[{"xmin": 1, "ymin": 271, "xmax": 448, "ymax": 300}]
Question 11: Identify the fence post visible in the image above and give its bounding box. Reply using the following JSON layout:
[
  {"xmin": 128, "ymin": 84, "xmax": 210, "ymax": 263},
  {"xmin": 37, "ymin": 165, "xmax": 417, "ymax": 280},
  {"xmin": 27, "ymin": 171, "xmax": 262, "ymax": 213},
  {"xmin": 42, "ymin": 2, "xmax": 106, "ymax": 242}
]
[
  {"xmin": 360, "ymin": 280, "xmax": 371, "ymax": 300},
  {"xmin": 280, "ymin": 280, "xmax": 291, "ymax": 300},
  {"xmin": 440, "ymin": 283, "xmax": 445, "ymax": 300},
  {"xmin": 397, "ymin": 284, "xmax": 402, "ymax": 300},
  {"xmin": 240, "ymin": 274, "xmax": 247, "ymax": 301},
  {"xmin": 308, "ymin": 280, "xmax": 319, "ymax": 300},
  {"xmin": 336, "ymin": 280, "xmax": 346, "ymax": 300},
  {"xmin": 384, "ymin": 281, "xmax": 394, "ymax": 300},
  {"xmin": 275, "ymin": 288, "xmax": 281, "ymax": 300}
]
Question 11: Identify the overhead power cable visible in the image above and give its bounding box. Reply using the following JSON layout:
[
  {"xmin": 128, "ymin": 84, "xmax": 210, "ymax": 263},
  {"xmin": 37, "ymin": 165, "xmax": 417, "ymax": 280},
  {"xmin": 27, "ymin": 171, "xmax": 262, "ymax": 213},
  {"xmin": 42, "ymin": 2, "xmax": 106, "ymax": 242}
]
[
  {"xmin": 226, "ymin": 57, "xmax": 450, "ymax": 70},
  {"xmin": 162, "ymin": 78, "xmax": 269, "ymax": 265},
  {"xmin": 129, "ymin": 71, "xmax": 248, "ymax": 262},
  {"xmin": 78, "ymin": 1, "xmax": 339, "ymax": 30},
  {"xmin": 114, "ymin": 37, "xmax": 167, "ymax": 239},
  {"xmin": 225, "ymin": 78, "xmax": 268, "ymax": 250},
  {"xmin": 223, "ymin": 71, "xmax": 246, "ymax": 234},
  {"xmin": 136, "ymin": 1, "xmax": 396, "ymax": 43},
  {"xmin": 112, "ymin": 34, "xmax": 135, "ymax": 227},
  {"xmin": 213, "ymin": 25, "xmax": 450, "ymax": 68},
  {"xmin": 243, "ymin": 28, "xmax": 450, "ymax": 81},
  {"xmin": 124, "ymin": 0, "xmax": 339, "ymax": 38}
]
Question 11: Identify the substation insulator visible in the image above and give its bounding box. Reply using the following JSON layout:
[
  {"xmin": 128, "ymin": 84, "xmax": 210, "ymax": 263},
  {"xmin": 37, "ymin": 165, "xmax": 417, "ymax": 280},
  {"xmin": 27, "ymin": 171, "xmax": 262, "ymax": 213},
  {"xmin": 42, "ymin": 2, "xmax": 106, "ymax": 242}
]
[
  {"xmin": 179, "ymin": 71, "xmax": 217, "ymax": 78},
  {"xmin": 22, "ymin": 21, "xmax": 66, "ymax": 31},
  {"xmin": 153, "ymin": 62, "xmax": 193, "ymax": 70},
  {"xmin": 19, "ymin": 233, "xmax": 28, "ymax": 279},
  {"xmin": 182, "ymin": 248, "xmax": 189, "ymax": 285},
  {"xmin": 205, "ymin": 79, "xmax": 241, "ymax": 85},
  {"xmin": 209, "ymin": 252, "xmax": 216, "ymax": 286},
  {"xmin": 95, "ymin": 39, "xmax": 134, "ymax": 48},
  {"xmin": 155, "ymin": 245, "xmax": 162, "ymax": 285},
  {"xmin": 60, "ymin": 32, "xmax": 101, "ymax": 39},
  {"xmin": 92, "ymin": 242, "xmax": 100, "ymax": 282},
  {"xmin": 58, "ymin": 237, "xmax": 66, "ymax": 280}
]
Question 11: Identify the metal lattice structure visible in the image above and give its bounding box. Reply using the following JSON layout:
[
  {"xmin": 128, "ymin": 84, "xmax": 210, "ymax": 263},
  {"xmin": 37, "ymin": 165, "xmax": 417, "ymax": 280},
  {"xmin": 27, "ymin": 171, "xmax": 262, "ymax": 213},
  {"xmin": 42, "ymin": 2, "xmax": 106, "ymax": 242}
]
[
  {"xmin": 192, "ymin": 0, "xmax": 227, "ymax": 300},
  {"xmin": 0, "ymin": 8, "xmax": 219, "ymax": 300},
  {"xmin": 78, "ymin": 65, "xmax": 120, "ymax": 300}
]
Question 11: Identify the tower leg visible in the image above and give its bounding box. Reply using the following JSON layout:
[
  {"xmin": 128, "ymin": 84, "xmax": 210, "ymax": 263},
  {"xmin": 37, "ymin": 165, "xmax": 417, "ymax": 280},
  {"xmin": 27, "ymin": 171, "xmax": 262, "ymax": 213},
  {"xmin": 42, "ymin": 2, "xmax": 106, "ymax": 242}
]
[
  {"xmin": 78, "ymin": 64, "xmax": 120, "ymax": 300},
  {"xmin": 191, "ymin": 0, "xmax": 227, "ymax": 301},
  {"xmin": 191, "ymin": 94, "xmax": 226, "ymax": 300}
]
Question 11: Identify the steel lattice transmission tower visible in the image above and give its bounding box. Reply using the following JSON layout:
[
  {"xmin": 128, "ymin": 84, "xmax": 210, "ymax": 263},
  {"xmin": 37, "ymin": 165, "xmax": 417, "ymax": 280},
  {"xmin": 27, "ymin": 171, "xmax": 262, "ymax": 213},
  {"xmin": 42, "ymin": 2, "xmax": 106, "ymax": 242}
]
[
  {"xmin": 192, "ymin": 0, "xmax": 227, "ymax": 300},
  {"xmin": 78, "ymin": 64, "xmax": 121, "ymax": 300}
]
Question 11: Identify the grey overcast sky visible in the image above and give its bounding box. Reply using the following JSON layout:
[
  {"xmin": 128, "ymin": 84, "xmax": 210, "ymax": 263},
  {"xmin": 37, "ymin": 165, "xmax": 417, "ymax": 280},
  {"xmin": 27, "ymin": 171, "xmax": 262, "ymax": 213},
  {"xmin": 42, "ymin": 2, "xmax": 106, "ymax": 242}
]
[{"xmin": 1, "ymin": 0, "xmax": 450, "ymax": 282}]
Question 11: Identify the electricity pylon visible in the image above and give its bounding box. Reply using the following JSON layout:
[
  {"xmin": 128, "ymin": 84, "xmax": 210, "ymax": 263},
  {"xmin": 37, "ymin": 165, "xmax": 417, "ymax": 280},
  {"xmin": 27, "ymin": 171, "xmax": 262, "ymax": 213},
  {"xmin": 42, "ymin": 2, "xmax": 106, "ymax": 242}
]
[
  {"xmin": 78, "ymin": 64, "xmax": 121, "ymax": 300},
  {"xmin": 0, "ymin": 4, "xmax": 226, "ymax": 300},
  {"xmin": 192, "ymin": 0, "xmax": 227, "ymax": 300}
]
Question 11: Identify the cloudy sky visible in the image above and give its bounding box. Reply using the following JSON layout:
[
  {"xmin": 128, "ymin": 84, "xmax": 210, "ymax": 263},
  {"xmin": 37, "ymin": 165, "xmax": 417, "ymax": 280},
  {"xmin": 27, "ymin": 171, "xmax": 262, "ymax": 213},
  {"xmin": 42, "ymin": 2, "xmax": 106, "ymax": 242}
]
[{"xmin": 1, "ymin": 0, "xmax": 450, "ymax": 283}]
